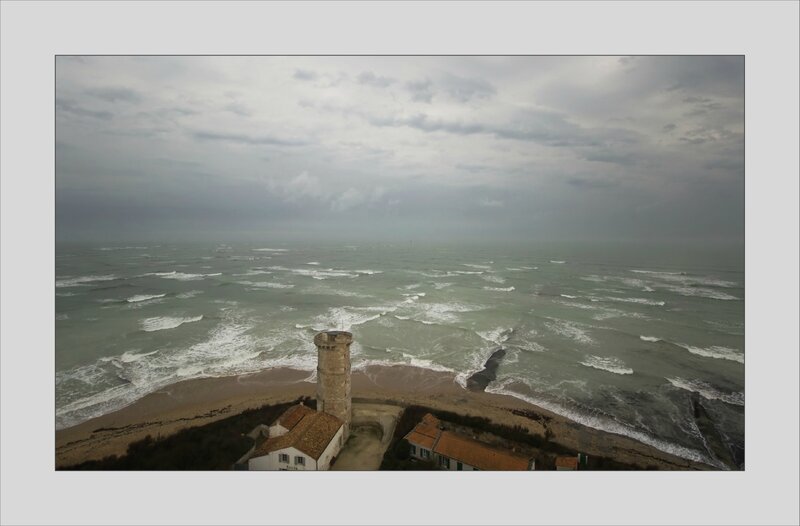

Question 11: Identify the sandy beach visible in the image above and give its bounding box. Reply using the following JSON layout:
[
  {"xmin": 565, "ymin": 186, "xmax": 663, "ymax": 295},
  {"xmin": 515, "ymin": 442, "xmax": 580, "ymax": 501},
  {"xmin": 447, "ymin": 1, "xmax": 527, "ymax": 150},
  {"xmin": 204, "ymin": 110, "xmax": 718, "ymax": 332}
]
[{"xmin": 55, "ymin": 364, "xmax": 712, "ymax": 470}]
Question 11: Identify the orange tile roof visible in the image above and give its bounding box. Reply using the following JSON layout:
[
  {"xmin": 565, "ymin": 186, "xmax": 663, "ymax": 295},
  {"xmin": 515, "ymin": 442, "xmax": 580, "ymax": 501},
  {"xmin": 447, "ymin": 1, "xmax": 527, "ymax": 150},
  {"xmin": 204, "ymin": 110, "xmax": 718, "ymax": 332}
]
[
  {"xmin": 277, "ymin": 403, "xmax": 316, "ymax": 431},
  {"xmin": 405, "ymin": 430, "xmax": 438, "ymax": 450},
  {"xmin": 254, "ymin": 405, "xmax": 343, "ymax": 460},
  {"xmin": 404, "ymin": 413, "xmax": 442, "ymax": 449},
  {"xmin": 433, "ymin": 431, "xmax": 531, "ymax": 471},
  {"xmin": 555, "ymin": 456, "xmax": 579, "ymax": 469}
]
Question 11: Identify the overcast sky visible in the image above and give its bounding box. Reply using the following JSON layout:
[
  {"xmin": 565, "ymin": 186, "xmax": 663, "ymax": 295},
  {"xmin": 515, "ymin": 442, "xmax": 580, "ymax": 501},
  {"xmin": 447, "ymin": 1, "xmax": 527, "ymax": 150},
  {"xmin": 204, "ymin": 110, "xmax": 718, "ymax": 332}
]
[{"xmin": 55, "ymin": 56, "xmax": 743, "ymax": 244}]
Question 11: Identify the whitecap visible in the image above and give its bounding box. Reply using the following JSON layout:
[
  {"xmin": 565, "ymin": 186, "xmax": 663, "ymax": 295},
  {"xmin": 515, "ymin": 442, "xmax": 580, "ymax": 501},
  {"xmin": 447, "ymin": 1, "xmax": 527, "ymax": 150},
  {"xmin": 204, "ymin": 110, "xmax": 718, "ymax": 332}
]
[
  {"xmin": 253, "ymin": 248, "xmax": 289, "ymax": 252},
  {"xmin": 56, "ymin": 275, "xmax": 117, "ymax": 288},
  {"xmin": 560, "ymin": 294, "xmax": 578, "ymax": 299},
  {"xmin": 667, "ymin": 377, "xmax": 744, "ymax": 406},
  {"xmin": 580, "ymin": 355, "xmax": 634, "ymax": 375},
  {"xmin": 140, "ymin": 315, "xmax": 204, "ymax": 332},
  {"xmin": 483, "ymin": 286, "xmax": 515, "ymax": 292},
  {"xmin": 640, "ymin": 335, "xmax": 661, "ymax": 342},
  {"xmin": 550, "ymin": 260, "xmax": 566, "ymax": 264},
  {"xmin": 127, "ymin": 293, "xmax": 167, "ymax": 303},
  {"xmin": 676, "ymin": 343, "xmax": 744, "ymax": 364}
]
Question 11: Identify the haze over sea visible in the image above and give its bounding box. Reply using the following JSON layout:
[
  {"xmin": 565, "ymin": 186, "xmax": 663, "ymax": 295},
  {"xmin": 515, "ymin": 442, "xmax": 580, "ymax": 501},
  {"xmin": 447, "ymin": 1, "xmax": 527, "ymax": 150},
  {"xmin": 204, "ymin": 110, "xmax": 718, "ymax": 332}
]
[{"xmin": 55, "ymin": 240, "xmax": 743, "ymax": 468}]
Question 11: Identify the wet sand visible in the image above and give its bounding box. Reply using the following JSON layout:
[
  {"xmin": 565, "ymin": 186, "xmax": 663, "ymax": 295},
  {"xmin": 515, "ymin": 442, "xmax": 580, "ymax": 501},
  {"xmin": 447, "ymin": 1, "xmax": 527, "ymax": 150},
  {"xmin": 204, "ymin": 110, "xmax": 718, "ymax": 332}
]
[{"xmin": 55, "ymin": 365, "xmax": 712, "ymax": 470}]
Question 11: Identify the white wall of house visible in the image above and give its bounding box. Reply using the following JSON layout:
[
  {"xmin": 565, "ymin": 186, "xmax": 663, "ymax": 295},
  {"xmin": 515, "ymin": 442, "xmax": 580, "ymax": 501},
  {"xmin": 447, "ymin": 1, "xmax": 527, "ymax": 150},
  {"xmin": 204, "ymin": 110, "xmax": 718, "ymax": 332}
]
[
  {"xmin": 248, "ymin": 446, "xmax": 315, "ymax": 471},
  {"xmin": 316, "ymin": 425, "xmax": 345, "ymax": 471}
]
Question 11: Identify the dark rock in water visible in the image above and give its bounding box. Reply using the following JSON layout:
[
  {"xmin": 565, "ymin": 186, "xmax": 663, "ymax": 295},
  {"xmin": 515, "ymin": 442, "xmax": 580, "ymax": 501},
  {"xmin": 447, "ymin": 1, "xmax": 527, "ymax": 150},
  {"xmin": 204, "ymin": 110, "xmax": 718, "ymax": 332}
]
[
  {"xmin": 690, "ymin": 392, "xmax": 739, "ymax": 469},
  {"xmin": 466, "ymin": 348, "xmax": 507, "ymax": 392}
]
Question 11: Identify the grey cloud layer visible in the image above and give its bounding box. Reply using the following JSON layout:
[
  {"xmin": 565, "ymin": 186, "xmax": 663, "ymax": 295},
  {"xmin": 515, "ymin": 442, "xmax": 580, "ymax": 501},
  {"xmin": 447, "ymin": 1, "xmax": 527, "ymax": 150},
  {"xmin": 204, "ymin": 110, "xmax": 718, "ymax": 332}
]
[{"xmin": 56, "ymin": 56, "xmax": 743, "ymax": 243}]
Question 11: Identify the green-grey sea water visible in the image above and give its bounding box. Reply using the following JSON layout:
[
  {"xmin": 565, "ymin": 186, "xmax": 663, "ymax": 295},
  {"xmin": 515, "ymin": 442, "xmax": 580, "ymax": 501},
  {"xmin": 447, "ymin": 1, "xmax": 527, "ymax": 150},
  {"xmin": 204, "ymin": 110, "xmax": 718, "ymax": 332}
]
[{"xmin": 55, "ymin": 242, "xmax": 744, "ymax": 468}]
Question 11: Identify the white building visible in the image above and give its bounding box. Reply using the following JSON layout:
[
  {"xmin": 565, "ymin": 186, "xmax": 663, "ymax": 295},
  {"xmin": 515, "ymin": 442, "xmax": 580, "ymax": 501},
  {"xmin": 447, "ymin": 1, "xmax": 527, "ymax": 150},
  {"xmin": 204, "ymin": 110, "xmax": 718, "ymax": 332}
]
[
  {"xmin": 404, "ymin": 413, "xmax": 535, "ymax": 471},
  {"xmin": 248, "ymin": 403, "xmax": 344, "ymax": 471}
]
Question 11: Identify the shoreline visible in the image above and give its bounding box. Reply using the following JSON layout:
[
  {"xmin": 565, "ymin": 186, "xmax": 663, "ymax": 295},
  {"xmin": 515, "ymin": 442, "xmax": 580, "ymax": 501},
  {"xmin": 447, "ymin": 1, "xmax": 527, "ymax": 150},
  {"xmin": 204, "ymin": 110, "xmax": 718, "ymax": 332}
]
[{"xmin": 55, "ymin": 364, "xmax": 714, "ymax": 470}]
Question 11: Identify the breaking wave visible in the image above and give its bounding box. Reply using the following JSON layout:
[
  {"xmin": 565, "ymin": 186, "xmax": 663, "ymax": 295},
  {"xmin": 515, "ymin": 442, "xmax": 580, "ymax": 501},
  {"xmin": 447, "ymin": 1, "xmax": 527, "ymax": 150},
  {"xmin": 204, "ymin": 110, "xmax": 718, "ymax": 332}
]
[
  {"xmin": 666, "ymin": 377, "xmax": 744, "ymax": 406},
  {"xmin": 580, "ymin": 355, "xmax": 633, "ymax": 375},
  {"xmin": 56, "ymin": 275, "xmax": 117, "ymax": 288},
  {"xmin": 140, "ymin": 315, "xmax": 204, "ymax": 332},
  {"xmin": 127, "ymin": 293, "xmax": 166, "ymax": 303},
  {"xmin": 676, "ymin": 343, "xmax": 744, "ymax": 364}
]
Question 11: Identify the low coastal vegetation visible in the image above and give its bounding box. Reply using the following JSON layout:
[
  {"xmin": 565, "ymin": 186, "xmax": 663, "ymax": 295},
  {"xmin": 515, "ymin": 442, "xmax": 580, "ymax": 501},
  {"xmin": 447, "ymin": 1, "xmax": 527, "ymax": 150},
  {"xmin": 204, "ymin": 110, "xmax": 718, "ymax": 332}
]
[
  {"xmin": 62, "ymin": 398, "xmax": 651, "ymax": 470},
  {"xmin": 380, "ymin": 405, "xmax": 649, "ymax": 470},
  {"xmin": 61, "ymin": 398, "xmax": 315, "ymax": 470}
]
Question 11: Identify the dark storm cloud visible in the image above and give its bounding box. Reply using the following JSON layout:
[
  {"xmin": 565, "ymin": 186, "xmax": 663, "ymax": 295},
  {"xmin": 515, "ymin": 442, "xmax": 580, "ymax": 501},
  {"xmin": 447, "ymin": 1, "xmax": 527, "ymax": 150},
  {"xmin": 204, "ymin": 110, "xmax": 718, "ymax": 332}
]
[
  {"xmin": 293, "ymin": 69, "xmax": 318, "ymax": 81},
  {"xmin": 365, "ymin": 109, "xmax": 641, "ymax": 151},
  {"xmin": 56, "ymin": 98, "xmax": 112, "ymax": 120},
  {"xmin": 357, "ymin": 71, "xmax": 396, "ymax": 87},
  {"xmin": 55, "ymin": 56, "xmax": 744, "ymax": 243},
  {"xmin": 406, "ymin": 79, "xmax": 434, "ymax": 103},
  {"xmin": 85, "ymin": 86, "xmax": 142, "ymax": 103},
  {"xmin": 440, "ymin": 73, "xmax": 496, "ymax": 102},
  {"xmin": 192, "ymin": 130, "xmax": 306, "ymax": 146}
]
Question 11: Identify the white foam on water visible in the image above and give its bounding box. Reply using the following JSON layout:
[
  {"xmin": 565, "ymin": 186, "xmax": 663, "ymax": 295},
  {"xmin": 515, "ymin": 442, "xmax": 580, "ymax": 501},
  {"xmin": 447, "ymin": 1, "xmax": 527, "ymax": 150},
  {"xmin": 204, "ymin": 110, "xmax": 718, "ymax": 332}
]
[
  {"xmin": 631, "ymin": 269, "xmax": 738, "ymax": 288},
  {"xmin": 550, "ymin": 260, "xmax": 566, "ymax": 264},
  {"xmin": 640, "ymin": 335, "xmax": 661, "ymax": 342},
  {"xmin": 145, "ymin": 271, "xmax": 221, "ymax": 281},
  {"xmin": 476, "ymin": 326, "xmax": 513, "ymax": 345},
  {"xmin": 463, "ymin": 263, "xmax": 492, "ymax": 269},
  {"xmin": 253, "ymin": 248, "xmax": 289, "ymax": 252},
  {"xmin": 307, "ymin": 261, "xmax": 320, "ymax": 265},
  {"xmin": 676, "ymin": 343, "xmax": 744, "ymax": 364},
  {"xmin": 270, "ymin": 266, "xmax": 359, "ymax": 280},
  {"xmin": 403, "ymin": 283, "xmax": 422, "ymax": 290},
  {"xmin": 664, "ymin": 285, "xmax": 739, "ymax": 301},
  {"xmin": 431, "ymin": 282, "xmax": 454, "ymax": 290},
  {"xmin": 544, "ymin": 318, "xmax": 594, "ymax": 344},
  {"xmin": 399, "ymin": 301, "xmax": 486, "ymax": 324},
  {"xmin": 232, "ymin": 269, "xmax": 273, "ymax": 276},
  {"xmin": 520, "ymin": 266, "xmax": 538, "ymax": 270},
  {"xmin": 176, "ymin": 290, "xmax": 204, "ymax": 299},
  {"xmin": 140, "ymin": 315, "xmax": 204, "ymax": 332},
  {"xmin": 127, "ymin": 293, "xmax": 167, "ymax": 303},
  {"xmin": 56, "ymin": 275, "xmax": 118, "ymax": 288},
  {"xmin": 580, "ymin": 355, "xmax": 634, "ymax": 375},
  {"xmin": 56, "ymin": 291, "xmax": 81, "ymax": 297},
  {"xmin": 237, "ymin": 280, "xmax": 294, "ymax": 289},
  {"xmin": 603, "ymin": 296, "xmax": 665, "ymax": 306},
  {"xmin": 666, "ymin": 377, "xmax": 744, "ymax": 406},
  {"xmin": 56, "ymin": 313, "xmax": 69, "ymax": 321},
  {"xmin": 482, "ymin": 274, "xmax": 506, "ymax": 284},
  {"xmin": 560, "ymin": 294, "xmax": 578, "ymax": 299},
  {"xmin": 354, "ymin": 269, "xmax": 383, "ymax": 275},
  {"xmin": 484, "ymin": 378, "xmax": 724, "ymax": 468},
  {"xmin": 100, "ymin": 349, "xmax": 159, "ymax": 364},
  {"xmin": 395, "ymin": 352, "xmax": 457, "ymax": 373},
  {"xmin": 483, "ymin": 286, "xmax": 515, "ymax": 292}
]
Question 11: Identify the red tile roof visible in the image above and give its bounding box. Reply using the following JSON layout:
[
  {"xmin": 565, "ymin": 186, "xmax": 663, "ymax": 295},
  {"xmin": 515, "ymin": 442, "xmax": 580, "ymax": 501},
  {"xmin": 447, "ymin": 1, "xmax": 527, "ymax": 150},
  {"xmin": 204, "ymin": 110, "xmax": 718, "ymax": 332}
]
[
  {"xmin": 556, "ymin": 456, "xmax": 579, "ymax": 470},
  {"xmin": 277, "ymin": 403, "xmax": 316, "ymax": 431},
  {"xmin": 433, "ymin": 431, "xmax": 531, "ymax": 471},
  {"xmin": 254, "ymin": 404, "xmax": 343, "ymax": 460},
  {"xmin": 404, "ymin": 413, "xmax": 533, "ymax": 471}
]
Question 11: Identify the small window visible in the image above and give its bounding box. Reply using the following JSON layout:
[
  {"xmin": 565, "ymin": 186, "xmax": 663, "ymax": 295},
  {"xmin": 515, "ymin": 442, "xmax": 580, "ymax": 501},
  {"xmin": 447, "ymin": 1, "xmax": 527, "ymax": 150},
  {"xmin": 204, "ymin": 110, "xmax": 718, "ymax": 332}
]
[
  {"xmin": 457, "ymin": 462, "xmax": 463, "ymax": 471},
  {"xmin": 440, "ymin": 457, "xmax": 450, "ymax": 469},
  {"xmin": 410, "ymin": 444, "xmax": 417, "ymax": 455},
  {"xmin": 294, "ymin": 456, "xmax": 305, "ymax": 466},
  {"xmin": 421, "ymin": 448, "xmax": 430, "ymax": 459},
  {"xmin": 278, "ymin": 453, "xmax": 289, "ymax": 463}
]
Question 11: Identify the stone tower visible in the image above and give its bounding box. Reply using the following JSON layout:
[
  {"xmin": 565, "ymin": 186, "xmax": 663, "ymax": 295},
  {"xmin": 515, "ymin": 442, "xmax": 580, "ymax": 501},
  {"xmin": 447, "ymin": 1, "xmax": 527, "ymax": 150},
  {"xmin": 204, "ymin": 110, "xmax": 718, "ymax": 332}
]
[{"xmin": 314, "ymin": 330, "xmax": 352, "ymax": 440}]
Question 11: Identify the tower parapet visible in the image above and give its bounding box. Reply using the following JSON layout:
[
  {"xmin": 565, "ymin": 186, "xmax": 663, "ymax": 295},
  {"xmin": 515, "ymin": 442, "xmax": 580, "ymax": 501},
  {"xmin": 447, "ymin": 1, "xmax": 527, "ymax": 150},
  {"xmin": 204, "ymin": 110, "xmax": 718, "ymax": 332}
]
[{"xmin": 314, "ymin": 330, "xmax": 352, "ymax": 440}]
